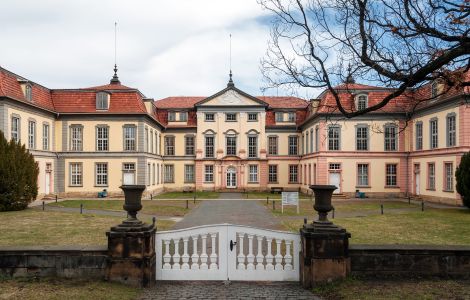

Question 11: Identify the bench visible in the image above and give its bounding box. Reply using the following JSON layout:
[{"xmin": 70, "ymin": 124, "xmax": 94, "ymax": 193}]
[
  {"xmin": 97, "ymin": 189, "xmax": 108, "ymax": 198},
  {"xmin": 270, "ymin": 187, "xmax": 284, "ymax": 194}
]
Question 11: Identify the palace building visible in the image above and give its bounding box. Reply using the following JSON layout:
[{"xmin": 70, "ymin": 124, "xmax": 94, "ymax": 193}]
[{"xmin": 0, "ymin": 66, "xmax": 468, "ymax": 205}]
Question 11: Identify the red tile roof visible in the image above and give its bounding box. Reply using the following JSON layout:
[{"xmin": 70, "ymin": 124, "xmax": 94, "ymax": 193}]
[
  {"xmin": 259, "ymin": 96, "xmax": 309, "ymax": 109},
  {"xmin": 155, "ymin": 97, "xmax": 205, "ymax": 109},
  {"xmin": 154, "ymin": 96, "xmax": 308, "ymax": 109},
  {"xmin": 82, "ymin": 83, "xmax": 136, "ymax": 91}
]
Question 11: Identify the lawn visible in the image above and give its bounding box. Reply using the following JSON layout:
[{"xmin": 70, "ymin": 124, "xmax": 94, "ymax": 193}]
[
  {"xmin": 245, "ymin": 191, "xmax": 312, "ymax": 199},
  {"xmin": 154, "ymin": 191, "xmax": 219, "ymax": 199},
  {"xmin": 0, "ymin": 277, "xmax": 140, "ymax": 300},
  {"xmin": 313, "ymin": 277, "xmax": 470, "ymax": 300},
  {"xmin": 48, "ymin": 199, "xmax": 198, "ymax": 216},
  {"xmin": 0, "ymin": 209, "xmax": 174, "ymax": 246},
  {"xmin": 278, "ymin": 207, "xmax": 470, "ymax": 245}
]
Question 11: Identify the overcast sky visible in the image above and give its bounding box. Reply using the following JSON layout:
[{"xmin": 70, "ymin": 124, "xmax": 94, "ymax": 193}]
[{"xmin": 0, "ymin": 0, "xmax": 314, "ymax": 99}]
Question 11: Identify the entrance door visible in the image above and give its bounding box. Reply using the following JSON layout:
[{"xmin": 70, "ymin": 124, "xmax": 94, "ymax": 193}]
[
  {"xmin": 329, "ymin": 172, "xmax": 341, "ymax": 194},
  {"xmin": 226, "ymin": 168, "xmax": 237, "ymax": 188},
  {"xmin": 45, "ymin": 163, "xmax": 52, "ymax": 194},
  {"xmin": 414, "ymin": 164, "xmax": 420, "ymax": 195},
  {"xmin": 123, "ymin": 172, "xmax": 135, "ymax": 185},
  {"xmin": 155, "ymin": 224, "xmax": 300, "ymax": 281}
]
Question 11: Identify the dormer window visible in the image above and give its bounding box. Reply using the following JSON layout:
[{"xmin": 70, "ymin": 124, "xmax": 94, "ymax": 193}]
[
  {"xmin": 275, "ymin": 112, "xmax": 283, "ymax": 122},
  {"xmin": 288, "ymin": 112, "xmax": 296, "ymax": 122},
  {"xmin": 168, "ymin": 111, "xmax": 176, "ymax": 121},
  {"xmin": 96, "ymin": 92, "xmax": 109, "ymax": 110},
  {"xmin": 25, "ymin": 84, "xmax": 32, "ymax": 101},
  {"xmin": 179, "ymin": 112, "xmax": 187, "ymax": 122},
  {"xmin": 431, "ymin": 81, "xmax": 439, "ymax": 98},
  {"xmin": 356, "ymin": 94, "xmax": 368, "ymax": 110}
]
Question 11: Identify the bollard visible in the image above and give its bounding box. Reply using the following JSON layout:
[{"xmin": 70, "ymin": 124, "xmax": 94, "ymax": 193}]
[
  {"xmin": 42, "ymin": 201, "xmax": 45, "ymax": 211},
  {"xmin": 304, "ymin": 218, "xmax": 307, "ymax": 224},
  {"xmin": 55, "ymin": 195, "xmax": 58, "ymax": 203},
  {"xmin": 152, "ymin": 216, "xmax": 156, "ymax": 227},
  {"xmin": 381, "ymin": 204, "xmax": 384, "ymax": 215},
  {"xmin": 421, "ymin": 201, "xmax": 424, "ymax": 212},
  {"xmin": 408, "ymin": 197, "xmax": 411, "ymax": 205},
  {"xmin": 151, "ymin": 194, "xmax": 153, "ymax": 201},
  {"xmin": 266, "ymin": 197, "xmax": 269, "ymax": 205},
  {"xmin": 332, "ymin": 207, "xmax": 335, "ymax": 219},
  {"xmin": 186, "ymin": 199, "xmax": 189, "ymax": 209},
  {"xmin": 80, "ymin": 203, "xmax": 83, "ymax": 214},
  {"xmin": 272, "ymin": 200, "xmax": 275, "ymax": 211},
  {"xmin": 193, "ymin": 195, "xmax": 196, "ymax": 204}
]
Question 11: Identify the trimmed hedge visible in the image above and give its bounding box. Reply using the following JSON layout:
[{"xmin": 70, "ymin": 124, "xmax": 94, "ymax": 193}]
[{"xmin": 456, "ymin": 152, "xmax": 470, "ymax": 208}]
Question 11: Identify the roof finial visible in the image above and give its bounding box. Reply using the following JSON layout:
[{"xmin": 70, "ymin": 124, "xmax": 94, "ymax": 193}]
[
  {"xmin": 345, "ymin": 63, "xmax": 355, "ymax": 84},
  {"xmin": 227, "ymin": 34, "xmax": 235, "ymax": 87},
  {"xmin": 110, "ymin": 21, "xmax": 121, "ymax": 84}
]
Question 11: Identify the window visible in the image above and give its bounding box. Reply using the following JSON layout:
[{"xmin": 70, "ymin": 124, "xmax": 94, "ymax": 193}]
[
  {"xmin": 70, "ymin": 163, "xmax": 82, "ymax": 186},
  {"xmin": 447, "ymin": 114, "xmax": 456, "ymax": 147},
  {"xmin": 248, "ymin": 165, "xmax": 258, "ymax": 183},
  {"xmin": 357, "ymin": 95, "xmax": 368, "ymax": 110},
  {"xmin": 416, "ymin": 122, "xmax": 423, "ymax": 150},
  {"xmin": 444, "ymin": 163, "xmax": 454, "ymax": 191},
  {"xmin": 70, "ymin": 125, "xmax": 83, "ymax": 151},
  {"xmin": 185, "ymin": 165, "xmax": 195, "ymax": 183},
  {"xmin": 152, "ymin": 164, "xmax": 156, "ymax": 185},
  {"xmin": 268, "ymin": 136, "xmax": 278, "ymax": 155},
  {"xmin": 428, "ymin": 163, "xmax": 435, "ymax": 190},
  {"xmin": 185, "ymin": 136, "xmax": 195, "ymax": 155},
  {"xmin": 123, "ymin": 126, "xmax": 136, "ymax": 151},
  {"xmin": 247, "ymin": 113, "xmax": 258, "ymax": 121},
  {"xmin": 95, "ymin": 163, "xmax": 108, "ymax": 186},
  {"xmin": 204, "ymin": 165, "xmax": 214, "ymax": 182},
  {"xmin": 164, "ymin": 165, "xmax": 174, "ymax": 183},
  {"xmin": 328, "ymin": 126, "xmax": 340, "ymax": 151},
  {"xmin": 288, "ymin": 112, "xmax": 296, "ymax": 122},
  {"xmin": 205, "ymin": 135, "xmax": 214, "ymax": 158},
  {"xmin": 315, "ymin": 126, "xmax": 319, "ymax": 152},
  {"xmin": 150, "ymin": 130, "xmax": 154, "ymax": 153},
  {"xmin": 11, "ymin": 116, "xmax": 20, "ymax": 142},
  {"xmin": 145, "ymin": 128, "xmax": 149, "ymax": 152},
  {"xmin": 28, "ymin": 120, "xmax": 36, "ymax": 149},
  {"xmin": 42, "ymin": 123, "xmax": 49, "ymax": 150},
  {"xmin": 357, "ymin": 164, "xmax": 369, "ymax": 186},
  {"xmin": 310, "ymin": 129, "xmax": 313, "ymax": 153},
  {"xmin": 155, "ymin": 132, "xmax": 159, "ymax": 154},
  {"xmin": 289, "ymin": 165, "xmax": 298, "ymax": 183},
  {"xmin": 226, "ymin": 113, "xmax": 237, "ymax": 121},
  {"xmin": 288, "ymin": 136, "xmax": 298, "ymax": 155},
  {"xmin": 430, "ymin": 119, "xmax": 438, "ymax": 149},
  {"xmin": 275, "ymin": 112, "xmax": 283, "ymax": 122},
  {"xmin": 306, "ymin": 132, "xmax": 309, "ymax": 153},
  {"xmin": 123, "ymin": 163, "xmax": 136, "ymax": 185},
  {"xmin": 168, "ymin": 111, "xmax": 176, "ymax": 121},
  {"xmin": 268, "ymin": 165, "xmax": 278, "ymax": 183},
  {"xmin": 226, "ymin": 136, "xmax": 237, "ymax": 156},
  {"xmin": 96, "ymin": 126, "xmax": 109, "ymax": 151},
  {"xmin": 147, "ymin": 163, "xmax": 151, "ymax": 186},
  {"xmin": 25, "ymin": 84, "xmax": 32, "ymax": 101},
  {"xmin": 431, "ymin": 81, "xmax": 438, "ymax": 98},
  {"xmin": 96, "ymin": 92, "xmax": 108, "ymax": 110},
  {"xmin": 386, "ymin": 164, "xmax": 397, "ymax": 187},
  {"xmin": 156, "ymin": 164, "xmax": 160, "ymax": 184},
  {"xmin": 248, "ymin": 136, "xmax": 258, "ymax": 158},
  {"xmin": 165, "ymin": 136, "xmax": 175, "ymax": 156},
  {"xmin": 179, "ymin": 112, "xmax": 187, "ymax": 122},
  {"xmin": 329, "ymin": 163, "xmax": 341, "ymax": 170},
  {"xmin": 205, "ymin": 113, "xmax": 215, "ymax": 122},
  {"xmin": 356, "ymin": 126, "xmax": 368, "ymax": 151},
  {"xmin": 384, "ymin": 124, "xmax": 398, "ymax": 151}
]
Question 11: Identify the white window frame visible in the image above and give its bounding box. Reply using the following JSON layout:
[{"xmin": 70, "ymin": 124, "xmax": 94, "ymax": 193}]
[
  {"xmin": 11, "ymin": 116, "xmax": 20, "ymax": 142},
  {"xmin": 205, "ymin": 113, "xmax": 215, "ymax": 122},
  {"xmin": 430, "ymin": 119, "xmax": 438, "ymax": 149},
  {"xmin": 95, "ymin": 163, "xmax": 108, "ymax": 186},
  {"xmin": 288, "ymin": 136, "xmax": 298, "ymax": 155},
  {"xmin": 328, "ymin": 126, "xmax": 340, "ymax": 151},
  {"xmin": 185, "ymin": 135, "xmax": 195, "ymax": 155},
  {"xmin": 446, "ymin": 114, "xmax": 456, "ymax": 147},
  {"xmin": 96, "ymin": 92, "xmax": 109, "ymax": 110},
  {"xmin": 226, "ymin": 135, "xmax": 237, "ymax": 156},
  {"xmin": 70, "ymin": 125, "xmax": 83, "ymax": 151},
  {"xmin": 42, "ymin": 123, "xmax": 50, "ymax": 150},
  {"xmin": 70, "ymin": 163, "xmax": 83, "ymax": 186},
  {"xmin": 356, "ymin": 125, "xmax": 368, "ymax": 151},
  {"xmin": 168, "ymin": 111, "xmax": 176, "ymax": 122},
  {"xmin": 96, "ymin": 126, "xmax": 109, "ymax": 151},
  {"xmin": 415, "ymin": 122, "xmax": 423, "ymax": 150},
  {"xmin": 165, "ymin": 136, "xmax": 175, "ymax": 156},
  {"xmin": 248, "ymin": 165, "xmax": 258, "ymax": 183},
  {"xmin": 357, "ymin": 164, "xmax": 369, "ymax": 186},
  {"xmin": 247, "ymin": 113, "xmax": 258, "ymax": 122},
  {"xmin": 356, "ymin": 94, "xmax": 368, "ymax": 110},
  {"xmin": 268, "ymin": 136, "xmax": 278, "ymax": 155},
  {"xmin": 28, "ymin": 120, "xmax": 36, "ymax": 149},
  {"xmin": 123, "ymin": 125, "xmax": 136, "ymax": 151},
  {"xmin": 184, "ymin": 164, "xmax": 195, "ymax": 183},
  {"xmin": 444, "ymin": 163, "xmax": 453, "ymax": 191},
  {"xmin": 289, "ymin": 165, "xmax": 298, "ymax": 183},
  {"xmin": 385, "ymin": 164, "xmax": 397, "ymax": 187},
  {"xmin": 384, "ymin": 124, "xmax": 398, "ymax": 151},
  {"xmin": 268, "ymin": 165, "xmax": 278, "ymax": 183},
  {"xmin": 204, "ymin": 165, "xmax": 214, "ymax": 183},
  {"xmin": 205, "ymin": 135, "xmax": 215, "ymax": 158},
  {"xmin": 164, "ymin": 165, "xmax": 174, "ymax": 183},
  {"xmin": 248, "ymin": 135, "xmax": 258, "ymax": 158},
  {"xmin": 225, "ymin": 113, "xmax": 237, "ymax": 122}
]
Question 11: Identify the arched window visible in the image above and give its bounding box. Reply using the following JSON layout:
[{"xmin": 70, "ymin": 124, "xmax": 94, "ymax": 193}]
[
  {"xmin": 96, "ymin": 92, "xmax": 109, "ymax": 110},
  {"xmin": 356, "ymin": 94, "xmax": 368, "ymax": 110},
  {"xmin": 25, "ymin": 84, "xmax": 32, "ymax": 101},
  {"xmin": 431, "ymin": 81, "xmax": 439, "ymax": 98}
]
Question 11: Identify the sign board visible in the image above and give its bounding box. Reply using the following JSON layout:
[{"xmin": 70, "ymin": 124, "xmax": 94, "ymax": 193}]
[{"xmin": 281, "ymin": 192, "xmax": 299, "ymax": 214}]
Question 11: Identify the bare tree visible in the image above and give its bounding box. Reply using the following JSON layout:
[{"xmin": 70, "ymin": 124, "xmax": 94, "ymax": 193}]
[{"xmin": 258, "ymin": 0, "xmax": 470, "ymax": 118}]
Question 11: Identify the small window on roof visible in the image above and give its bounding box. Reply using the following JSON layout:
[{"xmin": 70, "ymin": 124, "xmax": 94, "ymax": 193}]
[
  {"xmin": 431, "ymin": 81, "xmax": 439, "ymax": 98},
  {"xmin": 96, "ymin": 92, "xmax": 109, "ymax": 110},
  {"xmin": 168, "ymin": 111, "xmax": 176, "ymax": 121},
  {"xmin": 356, "ymin": 94, "xmax": 368, "ymax": 110},
  {"xmin": 25, "ymin": 84, "xmax": 32, "ymax": 101}
]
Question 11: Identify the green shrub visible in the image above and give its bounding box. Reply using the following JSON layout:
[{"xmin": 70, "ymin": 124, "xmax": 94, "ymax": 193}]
[
  {"xmin": 456, "ymin": 152, "xmax": 470, "ymax": 208},
  {"xmin": 0, "ymin": 131, "xmax": 39, "ymax": 211}
]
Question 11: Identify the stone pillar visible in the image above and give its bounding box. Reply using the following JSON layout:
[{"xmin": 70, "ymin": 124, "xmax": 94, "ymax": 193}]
[{"xmin": 300, "ymin": 185, "xmax": 351, "ymax": 288}]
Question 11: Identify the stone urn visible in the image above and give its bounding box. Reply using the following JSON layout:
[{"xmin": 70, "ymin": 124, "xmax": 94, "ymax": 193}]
[
  {"xmin": 112, "ymin": 185, "xmax": 148, "ymax": 230},
  {"xmin": 310, "ymin": 184, "xmax": 337, "ymax": 224}
]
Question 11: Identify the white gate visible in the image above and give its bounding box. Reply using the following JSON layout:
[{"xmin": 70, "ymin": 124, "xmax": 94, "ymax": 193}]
[{"xmin": 155, "ymin": 224, "xmax": 300, "ymax": 281}]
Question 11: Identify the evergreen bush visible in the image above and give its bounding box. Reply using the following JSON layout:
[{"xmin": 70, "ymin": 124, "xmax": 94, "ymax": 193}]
[
  {"xmin": 0, "ymin": 131, "xmax": 39, "ymax": 211},
  {"xmin": 456, "ymin": 152, "xmax": 470, "ymax": 208}
]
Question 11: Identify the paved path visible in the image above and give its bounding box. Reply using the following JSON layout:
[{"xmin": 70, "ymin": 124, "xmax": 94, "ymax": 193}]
[
  {"xmin": 173, "ymin": 200, "xmax": 282, "ymax": 230},
  {"xmin": 139, "ymin": 281, "xmax": 319, "ymax": 300}
]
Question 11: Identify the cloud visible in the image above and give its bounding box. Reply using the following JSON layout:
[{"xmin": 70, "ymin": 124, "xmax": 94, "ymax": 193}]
[{"xmin": 0, "ymin": 0, "xmax": 312, "ymax": 99}]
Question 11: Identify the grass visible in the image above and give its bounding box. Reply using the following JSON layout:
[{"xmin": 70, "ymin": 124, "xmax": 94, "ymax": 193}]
[
  {"xmin": 0, "ymin": 277, "xmax": 140, "ymax": 300},
  {"xmin": 0, "ymin": 209, "xmax": 175, "ymax": 246},
  {"xmin": 245, "ymin": 191, "xmax": 312, "ymax": 199},
  {"xmin": 48, "ymin": 199, "xmax": 198, "ymax": 216},
  {"xmin": 279, "ymin": 208, "xmax": 470, "ymax": 245},
  {"xmin": 154, "ymin": 191, "xmax": 219, "ymax": 199},
  {"xmin": 313, "ymin": 276, "xmax": 470, "ymax": 300}
]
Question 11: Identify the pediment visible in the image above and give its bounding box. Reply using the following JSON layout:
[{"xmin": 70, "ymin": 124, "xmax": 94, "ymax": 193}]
[{"xmin": 195, "ymin": 87, "xmax": 267, "ymax": 107}]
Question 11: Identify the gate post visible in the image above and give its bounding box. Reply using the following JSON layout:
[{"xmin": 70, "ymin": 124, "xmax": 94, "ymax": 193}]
[
  {"xmin": 106, "ymin": 185, "xmax": 156, "ymax": 287},
  {"xmin": 300, "ymin": 185, "xmax": 351, "ymax": 288}
]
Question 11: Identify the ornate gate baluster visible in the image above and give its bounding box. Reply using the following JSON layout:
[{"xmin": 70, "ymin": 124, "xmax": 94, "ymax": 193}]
[
  {"xmin": 209, "ymin": 233, "xmax": 218, "ymax": 269},
  {"xmin": 237, "ymin": 232, "xmax": 246, "ymax": 270},
  {"xmin": 265, "ymin": 237, "xmax": 274, "ymax": 271},
  {"xmin": 173, "ymin": 238, "xmax": 181, "ymax": 270},
  {"xmin": 163, "ymin": 239, "xmax": 171, "ymax": 269},
  {"xmin": 255, "ymin": 235, "xmax": 264, "ymax": 270},
  {"xmin": 246, "ymin": 234, "xmax": 255, "ymax": 270},
  {"xmin": 284, "ymin": 240, "xmax": 293, "ymax": 271},
  {"xmin": 200, "ymin": 234, "xmax": 208, "ymax": 270},
  {"xmin": 191, "ymin": 234, "xmax": 199, "ymax": 270},
  {"xmin": 274, "ymin": 239, "xmax": 283, "ymax": 270},
  {"xmin": 181, "ymin": 237, "xmax": 190, "ymax": 269}
]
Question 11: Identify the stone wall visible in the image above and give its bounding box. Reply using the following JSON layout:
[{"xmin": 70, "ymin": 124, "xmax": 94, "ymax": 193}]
[
  {"xmin": 0, "ymin": 246, "xmax": 107, "ymax": 279},
  {"xmin": 350, "ymin": 245, "xmax": 470, "ymax": 278}
]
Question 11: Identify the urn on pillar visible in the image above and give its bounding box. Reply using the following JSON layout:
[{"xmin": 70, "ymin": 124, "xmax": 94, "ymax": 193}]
[
  {"xmin": 300, "ymin": 185, "xmax": 351, "ymax": 288},
  {"xmin": 106, "ymin": 185, "xmax": 156, "ymax": 287}
]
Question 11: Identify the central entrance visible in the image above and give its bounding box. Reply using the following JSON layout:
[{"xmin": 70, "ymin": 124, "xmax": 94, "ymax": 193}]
[{"xmin": 226, "ymin": 167, "xmax": 237, "ymax": 188}]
